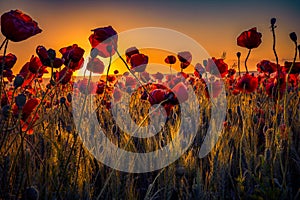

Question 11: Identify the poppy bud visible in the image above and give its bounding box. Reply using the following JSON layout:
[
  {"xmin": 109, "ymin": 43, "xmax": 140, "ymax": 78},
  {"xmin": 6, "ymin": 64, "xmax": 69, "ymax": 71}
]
[
  {"xmin": 67, "ymin": 93, "xmax": 72, "ymax": 102},
  {"xmin": 236, "ymin": 52, "xmax": 241, "ymax": 58},
  {"xmin": 65, "ymin": 125, "xmax": 72, "ymax": 133},
  {"xmin": 15, "ymin": 94, "xmax": 27, "ymax": 109},
  {"xmin": 2, "ymin": 105, "xmax": 10, "ymax": 118},
  {"xmin": 13, "ymin": 75, "xmax": 24, "ymax": 88},
  {"xmin": 23, "ymin": 186, "xmax": 39, "ymax": 200},
  {"xmin": 60, "ymin": 97, "xmax": 66, "ymax": 104},
  {"xmin": 90, "ymin": 48, "xmax": 99, "ymax": 58},
  {"xmin": 289, "ymin": 32, "xmax": 297, "ymax": 43},
  {"xmin": 203, "ymin": 60, "xmax": 208, "ymax": 67},
  {"xmin": 47, "ymin": 49, "xmax": 56, "ymax": 60},
  {"xmin": 270, "ymin": 18, "xmax": 276, "ymax": 26},
  {"xmin": 175, "ymin": 166, "xmax": 185, "ymax": 177}
]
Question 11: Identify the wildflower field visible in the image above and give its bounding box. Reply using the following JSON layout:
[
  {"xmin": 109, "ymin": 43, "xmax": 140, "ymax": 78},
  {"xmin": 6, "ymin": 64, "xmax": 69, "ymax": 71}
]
[{"xmin": 0, "ymin": 9, "xmax": 300, "ymax": 200}]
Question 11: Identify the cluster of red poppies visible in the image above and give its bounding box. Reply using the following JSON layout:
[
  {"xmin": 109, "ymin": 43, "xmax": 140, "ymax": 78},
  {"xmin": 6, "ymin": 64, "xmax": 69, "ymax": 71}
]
[{"xmin": 0, "ymin": 10, "xmax": 299, "ymax": 135}]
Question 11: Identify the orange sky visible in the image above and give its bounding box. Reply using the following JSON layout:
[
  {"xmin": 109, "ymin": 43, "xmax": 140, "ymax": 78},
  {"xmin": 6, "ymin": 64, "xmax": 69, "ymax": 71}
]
[{"xmin": 1, "ymin": 0, "xmax": 300, "ymax": 76}]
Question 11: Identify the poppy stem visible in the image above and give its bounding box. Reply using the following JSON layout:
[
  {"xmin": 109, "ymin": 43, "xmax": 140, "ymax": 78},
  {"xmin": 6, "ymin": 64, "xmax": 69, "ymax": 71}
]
[
  {"xmin": 237, "ymin": 56, "xmax": 241, "ymax": 76},
  {"xmin": 0, "ymin": 38, "xmax": 8, "ymax": 50},
  {"xmin": 244, "ymin": 49, "xmax": 251, "ymax": 73},
  {"xmin": 271, "ymin": 23, "xmax": 279, "ymax": 73},
  {"xmin": 101, "ymin": 51, "xmax": 112, "ymax": 103},
  {"xmin": 0, "ymin": 39, "xmax": 9, "ymax": 105},
  {"xmin": 105, "ymin": 52, "xmax": 112, "ymax": 87}
]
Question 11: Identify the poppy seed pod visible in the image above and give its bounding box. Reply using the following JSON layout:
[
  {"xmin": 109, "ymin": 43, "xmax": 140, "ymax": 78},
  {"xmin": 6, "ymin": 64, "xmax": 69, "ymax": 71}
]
[
  {"xmin": 289, "ymin": 32, "xmax": 297, "ymax": 43},
  {"xmin": 13, "ymin": 74, "xmax": 24, "ymax": 88},
  {"xmin": 2, "ymin": 105, "xmax": 10, "ymax": 118},
  {"xmin": 60, "ymin": 97, "xmax": 66, "ymax": 104},
  {"xmin": 236, "ymin": 52, "xmax": 241, "ymax": 58},
  {"xmin": 47, "ymin": 49, "xmax": 56, "ymax": 60},
  {"xmin": 15, "ymin": 94, "xmax": 27, "ymax": 109},
  {"xmin": 270, "ymin": 18, "xmax": 276, "ymax": 26},
  {"xmin": 67, "ymin": 93, "xmax": 72, "ymax": 103}
]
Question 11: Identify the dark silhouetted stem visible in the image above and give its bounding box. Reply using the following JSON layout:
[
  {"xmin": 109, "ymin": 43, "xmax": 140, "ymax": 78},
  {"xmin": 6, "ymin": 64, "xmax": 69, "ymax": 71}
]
[
  {"xmin": 0, "ymin": 38, "xmax": 8, "ymax": 50},
  {"xmin": 237, "ymin": 56, "xmax": 241, "ymax": 76},
  {"xmin": 244, "ymin": 49, "xmax": 251, "ymax": 73},
  {"xmin": 271, "ymin": 24, "xmax": 279, "ymax": 72},
  {"xmin": 0, "ymin": 39, "xmax": 9, "ymax": 104}
]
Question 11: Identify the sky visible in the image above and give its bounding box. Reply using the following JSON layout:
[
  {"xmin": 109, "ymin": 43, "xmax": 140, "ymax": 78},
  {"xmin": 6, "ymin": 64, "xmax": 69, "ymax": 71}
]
[{"xmin": 1, "ymin": 0, "xmax": 300, "ymax": 75}]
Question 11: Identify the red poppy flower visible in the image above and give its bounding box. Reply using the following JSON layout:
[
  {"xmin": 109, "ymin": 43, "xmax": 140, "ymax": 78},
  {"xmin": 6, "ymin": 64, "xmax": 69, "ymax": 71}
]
[
  {"xmin": 152, "ymin": 72, "xmax": 164, "ymax": 81},
  {"xmin": 257, "ymin": 60, "xmax": 278, "ymax": 74},
  {"xmin": 113, "ymin": 88, "xmax": 122, "ymax": 102},
  {"xmin": 78, "ymin": 78, "xmax": 97, "ymax": 95},
  {"xmin": 232, "ymin": 89, "xmax": 240, "ymax": 95},
  {"xmin": 21, "ymin": 114, "xmax": 39, "ymax": 135},
  {"xmin": 130, "ymin": 53, "xmax": 148, "ymax": 72},
  {"xmin": 22, "ymin": 98, "xmax": 40, "ymax": 120},
  {"xmin": 227, "ymin": 68, "xmax": 236, "ymax": 77},
  {"xmin": 288, "ymin": 74, "xmax": 299, "ymax": 88},
  {"xmin": 193, "ymin": 70, "xmax": 200, "ymax": 79},
  {"xmin": 265, "ymin": 81, "xmax": 285, "ymax": 100},
  {"xmin": 3, "ymin": 69, "xmax": 15, "ymax": 82},
  {"xmin": 56, "ymin": 67, "xmax": 73, "ymax": 85},
  {"xmin": 283, "ymin": 61, "xmax": 300, "ymax": 74},
  {"xmin": 236, "ymin": 73, "xmax": 258, "ymax": 93},
  {"xmin": 177, "ymin": 51, "xmax": 192, "ymax": 70},
  {"xmin": 125, "ymin": 76, "xmax": 137, "ymax": 87},
  {"xmin": 96, "ymin": 81, "xmax": 106, "ymax": 94},
  {"xmin": 237, "ymin": 27, "xmax": 262, "ymax": 49},
  {"xmin": 52, "ymin": 58, "xmax": 64, "ymax": 69},
  {"xmin": 60, "ymin": 44, "xmax": 85, "ymax": 63},
  {"xmin": 205, "ymin": 57, "xmax": 228, "ymax": 78},
  {"xmin": 140, "ymin": 71, "xmax": 151, "ymax": 83},
  {"xmin": 1, "ymin": 10, "xmax": 42, "ymax": 42},
  {"xmin": 172, "ymin": 82, "xmax": 188, "ymax": 103},
  {"xmin": 205, "ymin": 80, "xmax": 224, "ymax": 98},
  {"xmin": 36, "ymin": 45, "xmax": 50, "ymax": 65},
  {"xmin": 107, "ymin": 75, "xmax": 116, "ymax": 82},
  {"xmin": 36, "ymin": 46, "xmax": 64, "ymax": 68},
  {"xmin": 1, "ymin": 94, "xmax": 9, "ymax": 107},
  {"xmin": 36, "ymin": 66, "xmax": 48, "ymax": 78},
  {"xmin": 68, "ymin": 58, "xmax": 84, "ymax": 71},
  {"xmin": 18, "ymin": 62, "xmax": 34, "ymax": 84},
  {"xmin": 177, "ymin": 72, "xmax": 189, "ymax": 79},
  {"xmin": 0, "ymin": 53, "xmax": 17, "ymax": 69},
  {"xmin": 195, "ymin": 63, "xmax": 205, "ymax": 74},
  {"xmin": 89, "ymin": 26, "xmax": 118, "ymax": 58},
  {"xmin": 87, "ymin": 57, "xmax": 105, "ymax": 74},
  {"xmin": 265, "ymin": 71, "xmax": 286, "ymax": 99},
  {"xmin": 28, "ymin": 56, "xmax": 43, "ymax": 74},
  {"xmin": 125, "ymin": 47, "xmax": 139, "ymax": 63},
  {"xmin": 164, "ymin": 55, "xmax": 176, "ymax": 64},
  {"xmin": 148, "ymin": 89, "xmax": 167, "ymax": 105}
]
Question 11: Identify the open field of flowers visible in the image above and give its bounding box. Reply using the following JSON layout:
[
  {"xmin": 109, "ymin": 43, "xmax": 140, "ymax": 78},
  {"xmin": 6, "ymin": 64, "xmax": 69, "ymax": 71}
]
[{"xmin": 0, "ymin": 10, "xmax": 300, "ymax": 200}]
